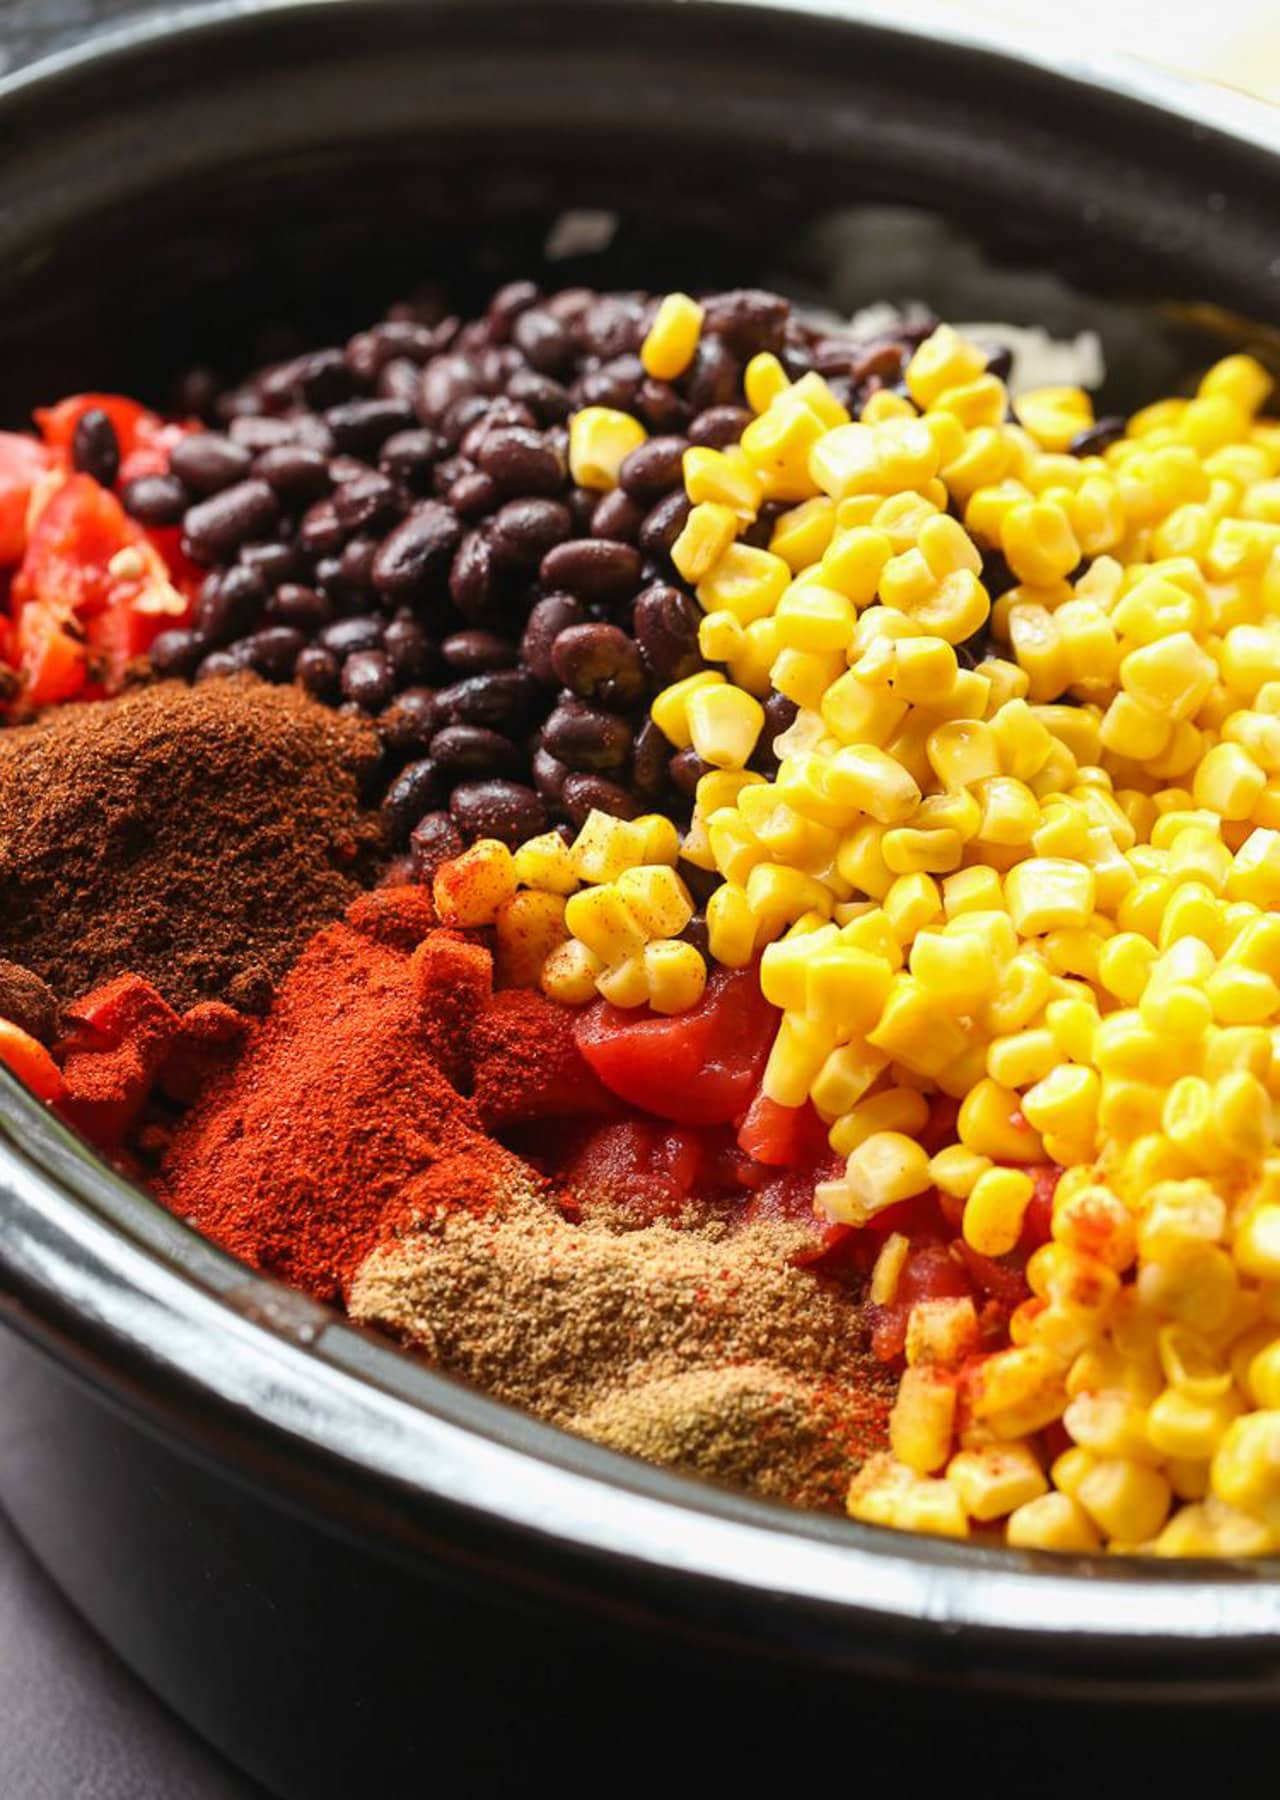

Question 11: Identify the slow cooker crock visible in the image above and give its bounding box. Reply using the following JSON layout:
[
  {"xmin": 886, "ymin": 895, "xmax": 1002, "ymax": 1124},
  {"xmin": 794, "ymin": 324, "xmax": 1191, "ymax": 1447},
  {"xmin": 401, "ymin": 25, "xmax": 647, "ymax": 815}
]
[{"xmin": 1, "ymin": 4, "xmax": 1279, "ymax": 1790}]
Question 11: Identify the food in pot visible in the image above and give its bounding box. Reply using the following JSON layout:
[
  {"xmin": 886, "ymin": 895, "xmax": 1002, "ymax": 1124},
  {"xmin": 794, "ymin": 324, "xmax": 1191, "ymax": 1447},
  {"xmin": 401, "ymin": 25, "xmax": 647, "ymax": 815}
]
[{"xmin": 3, "ymin": 282, "xmax": 1280, "ymax": 1558}]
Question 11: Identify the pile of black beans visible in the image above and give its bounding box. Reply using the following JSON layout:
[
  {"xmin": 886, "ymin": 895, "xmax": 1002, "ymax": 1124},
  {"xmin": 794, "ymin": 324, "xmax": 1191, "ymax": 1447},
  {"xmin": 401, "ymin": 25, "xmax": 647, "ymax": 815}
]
[{"xmin": 139, "ymin": 284, "xmax": 931, "ymax": 873}]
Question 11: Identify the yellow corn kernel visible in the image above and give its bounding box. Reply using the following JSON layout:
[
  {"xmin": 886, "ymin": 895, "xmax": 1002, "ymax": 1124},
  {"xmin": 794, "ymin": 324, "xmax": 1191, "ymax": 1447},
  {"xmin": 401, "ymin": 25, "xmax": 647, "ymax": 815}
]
[
  {"xmin": 927, "ymin": 1149, "xmax": 991, "ymax": 1204},
  {"xmin": 974, "ymin": 776, "xmax": 1041, "ymax": 847},
  {"xmin": 820, "ymin": 525, "xmax": 895, "ymax": 605},
  {"xmin": 704, "ymin": 882, "xmax": 755, "ymax": 967},
  {"xmin": 670, "ymin": 502, "xmax": 740, "ymax": 585},
  {"xmin": 770, "ymin": 495, "xmax": 836, "ymax": 571},
  {"xmin": 1004, "ymin": 858, "xmax": 1095, "ymax": 936},
  {"xmin": 568, "ymin": 405, "xmax": 648, "ymax": 491},
  {"xmin": 774, "ymin": 583, "xmax": 856, "ymax": 652},
  {"xmin": 595, "ymin": 955, "xmax": 650, "ymax": 1008},
  {"xmin": 651, "ymin": 670, "xmax": 726, "ymax": 749},
  {"xmin": 986, "ymin": 1028, "xmax": 1056, "ymax": 1090},
  {"xmin": 763, "ymin": 1013, "xmax": 837, "ymax": 1109},
  {"xmin": 882, "ymin": 827, "xmax": 963, "ymax": 875},
  {"xmin": 563, "ymin": 884, "xmax": 647, "ymax": 965},
  {"xmin": 905, "ymin": 325, "xmax": 989, "ymax": 409},
  {"xmin": 984, "ymin": 951, "xmax": 1054, "ymax": 1035},
  {"xmin": 1194, "ymin": 741, "xmax": 1267, "ymax": 820},
  {"xmin": 614, "ymin": 865, "xmax": 693, "ymax": 939},
  {"xmin": 1099, "ymin": 690, "xmax": 1172, "ymax": 760},
  {"xmin": 1005, "ymin": 1491, "xmax": 1100, "ymax": 1552},
  {"xmin": 696, "ymin": 542, "xmax": 792, "ymax": 626},
  {"xmin": 827, "ymin": 1087, "xmax": 929, "ymax": 1158},
  {"xmin": 1235, "ymin": 1204, "xmax": 1280, "ymax": 1281},
  {"xmin": 642, "ymin": 938, "xmax": 707, "ymax": 1014},
  {"xmin": 825, "ymin": 744, "xmax": 921, "ymax": 825},
  {"xmin": 741, "ymin": 394, "xmax": 827, "ymax": 500},
  {"xmin": 513, "ymin": 830, "xmax": 580, "ymax": 896},
  {"xmin": 683, "ymin": 446, "xmax": 763, "ymax": 522},
  {"xmin": 539, "ymin": 937, "xmax": 603, "ymax": 1006},
  {"xmin": 1120, "ymin": 632, "xmax": 1216, "ymax": 724},
  {"xmin": 494, "ymin": 889, "xmax": 569, "ymax": 988},
  {"xmin": 847, "ymin": 1455, "xmax": 970, "ymax": 1539},
  {"xmin": 640, "ymin": 291, "xmax": 703, "ymax": 380},
  {"xmin": 804, "ymin": 944, "xmax": 895, "ymax": 1036},
  {"xmin": 840, "ymin": 1130, "xmax": 933, "ymax": 1220},
  {"xmin": 963, "ymin": 1167, "xmax": 1034, "ymax": 1257},
  {"xmin": 1200, "ymin": 352, "xmax": 1273, "ymax": 414},
  {"xmin": 1210, "ymin": 1412, "xmax": 1280, "ymax": 1517},
  {"xmin": 882, "ymin": 871, "xmax": 942, "ymax": 943},
  {"xmin": 908, "ymin": 927, "xmax": 993, "ymax": 1008},
  {"xmin": 811, "ymin": 1042, "xmax": 890, "ymax": 1119},
  {"xmin": 942, "ymin": 864, "xmax": 1005, "ymax": 917},
  {"xmin": 836, "ymin": 821, "xmax": 895, "ymax": 901},
  {"xmin": 946, "ymin": 1444, "xmax": 1048, "ymax": 1522},
  {"xmin": 1002, "ymin": 499, "xmax": 1081, "ymax": 586},
  {"xmin": 1205, "ymin": 964, "xmax": 1279, "ymax": 1026},
  {"xmin": 958, "ymin": 1078, "xmax": 1044, "ymax": 1162},
  {"xmin": 1074, "ymin": 1457, "xmax": 1171, "ymax": 1544},
  {"xmin": 432, "ymin": 837, "xmax": 518, "ymax": 927},
  {"xmin": 568, "ymin": 810, "xmax": 646, "ymax": 884},
  {"xmin": 685, "ymin": 683, "xmax": 765, "ymax": 771},
  {"xmin": 820, "ymin": 669, "xmax": 907, "ymax": 746},
  {"xmin": 906, "ymin": 1297, "xmax": 982, "ymax": 1372},
  {"xmin": 744, "ymin": 351, "xmax": 790, "ymax": 413},
  {"xmin": 926, "ymin": 718, "xmax": 1000, "ymax": 791},
  {"xmin": 891, "ymin": 1366, "xmax": 957, "ymax": 1475},
  {"xmin": 968, "ymin": 1343, "xmax": 1066, "ymax": 1435},
  {"xmin": 745, "ymin": 864, "xmax": 833, "ymax": 942},
  {"xmin": 870, "ymin": 1232, "xmax": 911, "ymax": 1307}
]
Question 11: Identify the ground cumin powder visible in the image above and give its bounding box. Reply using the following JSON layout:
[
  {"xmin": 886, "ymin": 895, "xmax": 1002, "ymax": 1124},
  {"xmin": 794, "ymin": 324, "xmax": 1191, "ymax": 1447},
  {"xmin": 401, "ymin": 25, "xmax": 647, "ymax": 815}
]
[{"xmin": 0, "ymin": 678, "xmax": 381, "ymax": 1011}]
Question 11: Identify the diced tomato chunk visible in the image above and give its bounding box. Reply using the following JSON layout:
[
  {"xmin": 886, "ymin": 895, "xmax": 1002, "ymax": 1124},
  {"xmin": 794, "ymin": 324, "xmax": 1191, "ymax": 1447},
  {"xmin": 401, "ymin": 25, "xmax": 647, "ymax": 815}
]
[
  {"xmin": 0, "ymin": 1021, "xmax": 66, "ymax": 1104},
  {"xmin": 1021, "ymin": 1163, "xmax": 1061, "ymax": 1249},
  {"xmin": 559, "ymin": 1118, "xmax": 720, "ymax": 1222},
  {"xmin": 15, "ymin": 605, "xmax": 86, "ymax": 706},
  {"xmin": 736, "ymin": 1092, "xmax": 830, "ymax": 1168},
  {"xmin": 573, "ymin": 963, "xmax": 778, "ymax": 1126},
  {"xmin": 15, "ymin": 474, "xmax": 137, "ymax": 621},
  {"xmin": 0, "ymin": 431, "xmax": 54, "ymax": 564}
]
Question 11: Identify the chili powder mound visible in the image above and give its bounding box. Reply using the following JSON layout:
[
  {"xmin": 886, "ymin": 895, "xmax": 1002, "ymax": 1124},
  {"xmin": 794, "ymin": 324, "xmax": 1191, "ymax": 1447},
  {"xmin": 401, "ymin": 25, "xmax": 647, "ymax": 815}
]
[{"xmin": 0, "ymin": 677, "xmax": 382, "ymax": 1011}]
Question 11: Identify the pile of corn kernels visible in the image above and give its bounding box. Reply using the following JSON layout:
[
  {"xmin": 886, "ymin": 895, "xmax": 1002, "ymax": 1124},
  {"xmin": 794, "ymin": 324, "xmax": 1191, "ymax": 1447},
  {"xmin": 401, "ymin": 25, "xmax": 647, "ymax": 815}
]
[{"xmin": 434, "ymin": 294, "xmax": 1280, "ymax": 1557}]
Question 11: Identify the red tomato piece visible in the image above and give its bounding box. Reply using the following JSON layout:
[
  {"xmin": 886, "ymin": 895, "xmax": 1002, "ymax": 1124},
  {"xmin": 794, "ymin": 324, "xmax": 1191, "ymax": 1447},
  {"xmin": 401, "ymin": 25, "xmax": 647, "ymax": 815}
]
[
  {"xmin": 558, "ymin": 1118, "xmax": 718, "ymax": 1222},
  {"xmin": 15, "ymin": 605, "xmax": 86, "ymax": 706},
  {"xmin": 957, "ymin": 1240, "xmax": 1030, "ymax": 1311},
  {"xmin": 573, "ymin": 963, "xmax": 778, "ymax": 1126},
  {"xmin": 736, "ymin": 1092, "xmax": 830, "ymax": 1168},
  {"xmin": 1020, "ymin": 1163, "xmax": 1061, "ymax": 1249},
  {"xmin": 0, "ymin": 431, "xmax": 54, "ymax": 565},
  {"xmin": 16, "ymin": 474, "xmax": 138, "ymax": 623},
  {"xmin": 0, "ymin": 1021, "xmax": 66, "ymax": 1104},
  {"xmin": 34, "ymin": 393, "xmax": 157, "ymax": 460}
]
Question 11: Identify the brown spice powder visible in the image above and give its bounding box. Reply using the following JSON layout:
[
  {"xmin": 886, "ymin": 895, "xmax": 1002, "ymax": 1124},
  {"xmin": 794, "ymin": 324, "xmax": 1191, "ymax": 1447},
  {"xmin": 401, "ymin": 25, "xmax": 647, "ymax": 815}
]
[
  {"xmin": 349, "ymin": 1196, "xmax": 893, "ymax": 1508},
  {"xmin": 0, "ymin": 677, "xmax": 382, "ymax": 1011}
]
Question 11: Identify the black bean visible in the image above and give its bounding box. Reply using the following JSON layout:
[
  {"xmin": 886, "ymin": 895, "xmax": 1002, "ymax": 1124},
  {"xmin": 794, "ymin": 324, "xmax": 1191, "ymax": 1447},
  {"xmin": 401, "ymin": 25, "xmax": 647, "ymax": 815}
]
[
  {"xmin": 266, "ymin": 582, "xmax": 332, "ymax": 630},
  {"xmin": 325, "ymin": 398, "xmax": 414, "ymax": 458},
  {"xmin": 566, "ymin": 484, "xmax": 601, "ymax": 533},
  {"xmin": 175, "ymin": 366, "xmax": 218, "ymax": 420},
  {"xmin": 702, "ymin": 289, "xmax": 789, "ymax": 358},
  {"xmin": 372, "ymin": 501, "xmax": 462, "ymax": 598},
  {"xmin": 636, "ymin": 380, "xmax": 689, "ymax": 434},
  {"xmin": 247, "ymin": 626, "xmax": 306, "ymax": 681},
  {"xmin": 183, "ymin": 479, "xmax": 280, "ymax": 565},
  {"xmin": 195, "ymin": 647, "xmax": 254, "ymax": 681},
  {"xmin": 448, "ymin": 529, "xmax": 502, "ymax": 620},
  {"xmin": 294, "ymin": 347, "xmax": 357, "ymax": 409},
  {"xmin": 489, "ymin": 497, "xmax": 573, "ymax": 570},
  {"xmin": 418, "ymin": 353, "xmax": 485, "ymax": 426},
  {"xmin": 475, "ymin": 426, "xmax": 565, "ymax": 498},
  {"xmin": 669, "ymin": 746, "xmax": 711, "ymax": 798},
  {"xmin": 382, "ymin": 758, "xmax": 444, "ymax": 846},
  {"xmin": 561, "ymin": 772, "xmax": 639, "ymax": 826},
  {"xmin": 71, "ymin": 408, "xmax": 120, "ymax": 488},
  {"xmin": 342, "ymin": 648, "xmax": 397, "ymax": 711},
  {"xmin": 320, "ymin": 614, "xmax": 386, "ymax": 658},
  {"xmin": 680, "ymin": 913, "xmax": 711, "ymax": 959},
  {"xmin": 170, "ymin": 432, "xmax": 253, "ymax": 495},
  {"xmin": 638, "ymin": 490, "xmax": 692, "ymax": 560},
  {"xmin": 432, "ymin": 455, "xmax": 473, "ymax": 498},
  {"xmin": 377, "ymin": 358, "xmax": 425, "ymax": 409},
  {"xmin": 460, "ymin": 399, "xmax": 537, "ymax": 459},
  {"xmin": 506, "ymin": 368, "xmax": 572, "ymax": 425},
  {"xmin": 240, "ymin": 539, "xmax": 301, "ymax": 587},
  {"xmin": 121, "ymin": 474, "xmax": 189, "ymax": 526},
  {"xmin": 685, "ymin": 338, "xmax": 740, "ymax": 412},
  {"xmin": 984, "ymin": 345, "xmax": 1014, "ymax": 384},
  {"xmin": 329, "ymin": 453, "xmax": 370, "ymax": 487},
  {"xmin": 339, "ymin": 535, "xmax": 379, "ymax": 593},
  {"xmin": 410, "ymin": 810, "xmax": 464, "ymax": 880},
  {"xmin": 448, "ymin": 470, "xmax": 499, "ymax": 518},
  {"xmin": 540, "ymin": 701, "xmax": 632, "ymax": 771},
  {"xmin": 575, "ymin": 354, "xmax": 644, "ymax": 413},
  {"xmin": 442, "ymin": 394, "xmax": 494, "ymax": 444},
  {"xmin": 384, "ymin": 616, "xmax": 434, "ymax": 682},
  {"xmin": 511, "ymin": 309, "xmax": 575, "ymax": 377},
  {"xmin": 689, "ymin": 405, "xmax": 752, "ymax": 449},
  {"xmin": 632, "ymin": 582, "xmax": 702, "ymax": 684},
  {"xmin": 550, "ymin": 622, "xmax": 646, "ymax": 709},
  {"xmin": 1069, "ymin": 415, "xmax": 1127, "ymax": 457},
  {"xmin": 631, "ymin": 718, "xmax": 672, "ymax": 801},
  {"xmin": 435, "ymin": 668, "xmax": 538, "ymax": 733},
  {"xmin": 582, "ymin": 295, "xmax": 644, "ymax": 360},
  {"xmin": 296, "ymin": 644, "xmax": 342, "ymax": 700},
  {"xmin": 618, "ymin": 435, "xmax": 688, "ymax": 503},
  {"xmin": 522, "ymin": 593, "xmax": 585, "ymax": 683},
  {"xmin": 590, "ymin": 489, "xmax": 644, "ymax": 543},
  {"xmin": 532, "ymin": 745, "xmax": 570, "ymax": 801},
  {"xmin": 486, "ymin": 280, "xmax": 541, "ymax": 341},
  {"xmin": 379, "ymin": 687, "xmax": 439, "ymax": 753},
  {"xmin": 147, "ymin": 627, "xmax": 207, "ymax": 679},
  {"xmin": 441, "ymin": 630, "xmax": 517, "ymax": 676},
  {"xmin": 379, "ymin": 428, "xmax": 445, "ymax": 490},
  {"xmin": 254, "ymin": 444, "xmax": 332, "ymax": 503},
  {"xmin": 195, "ymin": 565, "xmax": 266, "ymax": 644},
  {"xmin": 333, "ymin": 468, "xmax": 401, "ymax": 533},
  {"xmin": 429, "ymin": 724, "xmax": 520, "ymax": 777},
  {"xmin": 449, "ymin": 779, "xmax": 547, "ymax": 846},
  {"xmin": 539, "ymin": 538, "xmax": 641, "ymax": 604}
]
